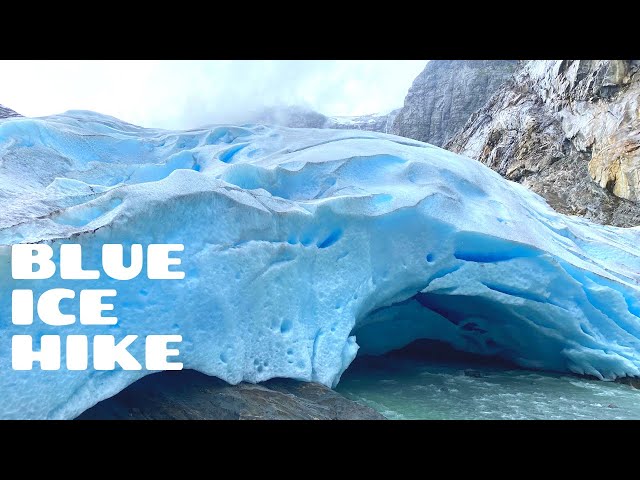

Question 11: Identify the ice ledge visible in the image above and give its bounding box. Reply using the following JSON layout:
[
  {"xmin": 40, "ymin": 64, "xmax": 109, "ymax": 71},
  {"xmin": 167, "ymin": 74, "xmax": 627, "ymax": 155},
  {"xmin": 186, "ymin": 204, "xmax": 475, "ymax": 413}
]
[{"xmin": 0, "ymin": 111, "xmax": 638, "ymax": 418}]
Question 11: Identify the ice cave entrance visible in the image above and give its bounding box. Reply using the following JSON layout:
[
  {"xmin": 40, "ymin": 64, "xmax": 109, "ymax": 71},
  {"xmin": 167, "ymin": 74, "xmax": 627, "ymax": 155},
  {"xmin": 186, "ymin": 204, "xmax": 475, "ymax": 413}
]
[{"xmin": 350, "ymin": 289, "xmax": 572, "ymax": 376}]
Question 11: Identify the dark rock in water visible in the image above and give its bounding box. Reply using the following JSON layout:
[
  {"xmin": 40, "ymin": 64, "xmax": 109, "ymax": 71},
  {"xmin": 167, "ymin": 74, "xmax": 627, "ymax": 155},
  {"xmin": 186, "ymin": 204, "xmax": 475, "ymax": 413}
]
[
  {"xmin": 616, "ymin": 376, "xmax": 640, "ymax": 389},
  {"xmin": 463, "ymin": 369, "xmax": 485, "ymax": 378},
  {"xmin": 391, "ymin": 60, "xmax": 517, "ymax": 146},
  {"xmin": 76, "ymin": 370, "xmax": 385, "ymax": 420},
  {"xmin": 607, "ymin": 404, "xmax": 618, "ymax": 409},
  {"xmin": 0, "ymin": 104, "xmax": 21, "ymax": 119}
]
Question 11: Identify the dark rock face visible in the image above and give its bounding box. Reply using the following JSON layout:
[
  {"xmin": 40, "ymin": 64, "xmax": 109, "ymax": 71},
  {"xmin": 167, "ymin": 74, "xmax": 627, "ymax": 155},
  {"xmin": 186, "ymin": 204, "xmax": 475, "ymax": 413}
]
[
  {"xmin": 248, "ymin": 105, "xmax": 399, "ymax": 133},
  {"xmin": 77, "ymin": 370, "xmax": 385, "ymax": 420},
  {"xmin": 391, "ymin": 60, "xmax": 518, "ymax": 146},
  {"xmin": 0, "ymin": 104, "xmax": 21, "ymax": 119},
  {"xmin": 446, "ymin": 60, "xmax": 640, "ymax": 227}
]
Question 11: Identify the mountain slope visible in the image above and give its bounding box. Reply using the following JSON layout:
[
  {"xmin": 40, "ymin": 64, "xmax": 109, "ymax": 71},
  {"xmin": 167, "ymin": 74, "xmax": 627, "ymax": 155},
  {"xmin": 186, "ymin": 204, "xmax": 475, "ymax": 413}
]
[
  {"xmin": 326, "ymin": 109, "xmax": 400, "ymax": 134},
  {"xmin": 446, "ymin": 60, "xmax": 640, "ymax": 227},
  {"xmin": 391, "ymin": 61, "xmax": 518, "ymax": 146},
  {"xmin": 248, "ymin": 105, "xmax": 399, "ymax": 133},
  {"xmin": 0, "ymin": 104, "xmax": 21, "ymax": 119}
]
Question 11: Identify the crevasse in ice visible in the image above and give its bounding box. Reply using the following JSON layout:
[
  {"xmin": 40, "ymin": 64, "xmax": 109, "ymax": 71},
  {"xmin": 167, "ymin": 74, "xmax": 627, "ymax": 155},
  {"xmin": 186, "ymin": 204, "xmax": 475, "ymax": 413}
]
[{"xmin": 0, "ymin": 111, "xmax": 639, "ymax": 419}]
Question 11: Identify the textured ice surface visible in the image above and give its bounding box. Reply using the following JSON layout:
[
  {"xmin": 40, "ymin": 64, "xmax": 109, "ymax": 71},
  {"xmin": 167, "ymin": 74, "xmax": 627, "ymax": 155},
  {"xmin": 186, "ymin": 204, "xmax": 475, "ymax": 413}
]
[{"xmin": 0, "ymin": 111, "xmax": 640, "ymax": 419}]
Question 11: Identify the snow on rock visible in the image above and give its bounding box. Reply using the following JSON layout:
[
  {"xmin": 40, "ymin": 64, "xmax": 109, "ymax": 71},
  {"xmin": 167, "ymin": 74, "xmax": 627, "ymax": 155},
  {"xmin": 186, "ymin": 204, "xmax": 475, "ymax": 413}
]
[
  {"xmin": 1, "ymin": 111, "xmax": 640, "ymax": 419},
  {"xmin": 247, "ymin": 105, "xmax": 400, "ymax": 133},
  {"xmin": 0, "ymin": 104, "xmax": 21, "ymax": 119}
]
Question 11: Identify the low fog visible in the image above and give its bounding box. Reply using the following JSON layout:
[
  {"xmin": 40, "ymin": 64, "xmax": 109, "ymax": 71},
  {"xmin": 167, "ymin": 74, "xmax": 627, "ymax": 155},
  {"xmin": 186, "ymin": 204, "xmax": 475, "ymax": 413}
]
[{"xmin": 0, "ymin": 60, "xmax": 426, "ymax": 129}]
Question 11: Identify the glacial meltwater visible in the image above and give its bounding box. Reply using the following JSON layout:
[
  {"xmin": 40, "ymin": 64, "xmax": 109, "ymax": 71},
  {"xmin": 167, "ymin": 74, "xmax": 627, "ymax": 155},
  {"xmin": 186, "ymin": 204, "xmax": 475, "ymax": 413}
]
[{"xmin": 336, "ymin": 345, "xmax": 640, "ymax": 420}]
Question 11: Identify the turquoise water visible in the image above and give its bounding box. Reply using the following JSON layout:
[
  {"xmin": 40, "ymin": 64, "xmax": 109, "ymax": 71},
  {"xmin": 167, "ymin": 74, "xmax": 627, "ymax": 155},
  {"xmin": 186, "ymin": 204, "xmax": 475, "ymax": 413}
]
[{"xmin": 336, "ymin": 357, "xmax": 640, "ymax": 420}]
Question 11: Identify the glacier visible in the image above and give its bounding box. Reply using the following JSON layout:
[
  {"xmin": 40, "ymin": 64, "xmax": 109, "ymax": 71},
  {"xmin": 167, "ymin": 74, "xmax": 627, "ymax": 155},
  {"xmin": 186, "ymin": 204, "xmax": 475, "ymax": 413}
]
[{"xmin": 0, "ymin": 110, "xmax": 640, "ymax": 419}]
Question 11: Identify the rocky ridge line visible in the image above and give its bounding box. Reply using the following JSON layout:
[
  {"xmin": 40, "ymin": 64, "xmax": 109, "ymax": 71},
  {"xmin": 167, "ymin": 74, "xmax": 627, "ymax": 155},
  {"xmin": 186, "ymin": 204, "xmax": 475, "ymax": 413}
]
[
  {"xmin": 0, "ymin": 104, "xmax": 21, "ymax": 119},
  {"xmin": 390, "ymin": 60, "xmax": 518, "ymax": 146}
]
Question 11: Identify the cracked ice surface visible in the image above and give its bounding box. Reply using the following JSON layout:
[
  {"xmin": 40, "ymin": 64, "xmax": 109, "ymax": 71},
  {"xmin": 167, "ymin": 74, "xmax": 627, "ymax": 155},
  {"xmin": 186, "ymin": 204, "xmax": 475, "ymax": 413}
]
[{"xmin": 1, "ymin": 111, "xmax": 640, "ymax": 419}]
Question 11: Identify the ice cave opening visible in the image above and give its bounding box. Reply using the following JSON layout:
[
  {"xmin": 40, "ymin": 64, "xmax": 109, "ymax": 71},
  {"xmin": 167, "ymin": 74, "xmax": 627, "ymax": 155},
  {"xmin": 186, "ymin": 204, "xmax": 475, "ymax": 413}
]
[{"xmin": 350, "ymin": 290, "xmax": 575, "ymax": 376}]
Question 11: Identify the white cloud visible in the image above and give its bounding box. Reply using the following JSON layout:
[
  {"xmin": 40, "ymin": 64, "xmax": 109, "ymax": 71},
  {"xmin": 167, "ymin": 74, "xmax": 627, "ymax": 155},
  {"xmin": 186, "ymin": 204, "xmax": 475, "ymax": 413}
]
[{"xmin": 0, "ymin": 60, "xmax": 426, "ymax": 129}]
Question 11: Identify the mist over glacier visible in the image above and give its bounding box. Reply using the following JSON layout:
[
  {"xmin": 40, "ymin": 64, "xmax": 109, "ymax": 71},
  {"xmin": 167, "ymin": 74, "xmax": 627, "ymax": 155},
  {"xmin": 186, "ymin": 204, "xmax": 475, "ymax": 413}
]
[{"xmin": 0, "ymin": 110, "xmax": 639, "ymax": 419}]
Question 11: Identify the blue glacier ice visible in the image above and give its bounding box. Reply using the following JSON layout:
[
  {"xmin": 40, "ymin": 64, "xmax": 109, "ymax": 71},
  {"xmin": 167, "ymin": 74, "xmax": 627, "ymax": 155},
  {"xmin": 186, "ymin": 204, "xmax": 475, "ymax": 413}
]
[{"xmin": 0, "ymin": 110, "xmax": 639, "ymax": 419}]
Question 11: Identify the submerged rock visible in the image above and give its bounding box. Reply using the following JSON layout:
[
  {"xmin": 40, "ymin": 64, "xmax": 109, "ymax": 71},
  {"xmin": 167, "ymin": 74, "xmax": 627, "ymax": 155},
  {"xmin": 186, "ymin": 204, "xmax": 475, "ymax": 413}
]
[
  {"xmin": 77, "ymin": 370, "xmax": 384, "ymax": 420},
  {"xmin": 617, "ymin": 377, "xmax": 640, "ymax": 389}
]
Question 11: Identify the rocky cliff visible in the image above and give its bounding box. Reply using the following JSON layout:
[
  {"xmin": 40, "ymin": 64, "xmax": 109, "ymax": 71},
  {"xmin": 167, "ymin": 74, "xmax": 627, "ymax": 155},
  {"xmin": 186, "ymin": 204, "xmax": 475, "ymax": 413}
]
[
  {"xmin": 391, "ymin": 61, "xmax": 518, "ymax": 146},
  {"xmin": 0, "ymin": 104, "xmax": 21, "ymax": 119},
  {"xmin": 446, "ymin": 60, "xmax": 640, "ymax": 227}
]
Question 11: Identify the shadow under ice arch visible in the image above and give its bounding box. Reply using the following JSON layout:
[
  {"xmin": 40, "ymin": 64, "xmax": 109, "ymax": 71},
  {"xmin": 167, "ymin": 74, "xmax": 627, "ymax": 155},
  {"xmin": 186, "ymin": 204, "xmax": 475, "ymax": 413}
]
[{"xmin": 352, "ymin": 230, "xmax": 640, "ymax": 381}]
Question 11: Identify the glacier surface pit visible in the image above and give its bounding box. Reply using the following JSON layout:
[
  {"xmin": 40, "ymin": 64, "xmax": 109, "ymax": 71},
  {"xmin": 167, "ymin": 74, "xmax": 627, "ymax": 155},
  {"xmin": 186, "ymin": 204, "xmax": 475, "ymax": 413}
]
[{"xmin": 0, "ymin": 111, "xmax": 640, "ymax": 419}]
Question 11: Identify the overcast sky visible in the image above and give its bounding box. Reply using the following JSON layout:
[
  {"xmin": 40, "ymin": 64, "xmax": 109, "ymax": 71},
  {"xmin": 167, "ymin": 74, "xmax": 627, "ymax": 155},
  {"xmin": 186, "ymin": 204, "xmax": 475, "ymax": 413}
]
[{"xmin": 0, "ymin": 60, "xmax": 427, "ymax": 129}]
